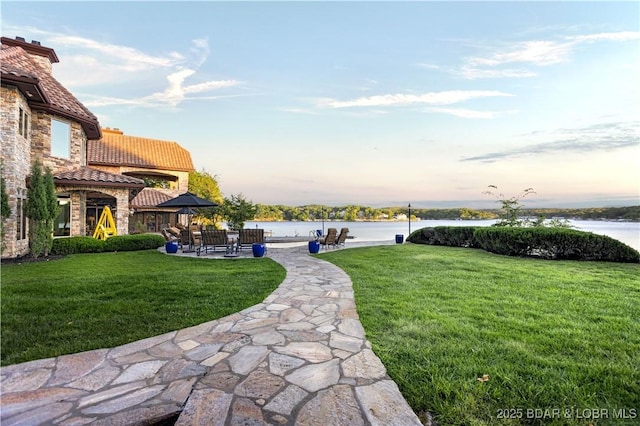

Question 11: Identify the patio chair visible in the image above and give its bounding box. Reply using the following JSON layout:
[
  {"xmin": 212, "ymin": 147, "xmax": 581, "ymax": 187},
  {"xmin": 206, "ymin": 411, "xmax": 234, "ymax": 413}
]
[
  {"xmin": 179, "ymin": 229, "xmax": 201, "ymax": 252},
  {"xmin": 238, "ymin": 228, "xmax": 266, "ymax": 252},
  {"xmin": 319, "ymin": 228, "xmax": 338, "ymax": 249},
  {"xmin": 161, "ymin": 228, "xmax": 177, "ymax": 242},
  {"xmin": 200, "ymin": 229, "xmax": 229, "ymax": 254},
  {"xmin": 167, "ymin": 226, "xmax": 181, "ymax": 240},
  {"xmin": 335, "ymin": 227, "xmax": 349, "ymax": 248}
]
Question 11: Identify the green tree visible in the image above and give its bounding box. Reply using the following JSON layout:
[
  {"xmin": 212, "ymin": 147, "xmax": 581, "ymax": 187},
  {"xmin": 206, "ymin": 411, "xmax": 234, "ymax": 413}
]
[
  {"xmin": 344, "ymin": 205, "xmax": 360, "ymax": 221},
  {"xmin": 188, "ymin": 169, "xmax": 224, "ymax": 226},
  {"xmin": 24, "ymin": 162, "xmax": 58, "ymax": 257},
  {"xmin": 0, "ymin": 170, "xmax": 9, "ymax": 219},
  {"xmin": 43, "ymin": 168, "xmax": 59, "ymax": 253},
  {"xmin": 25, "ymin": 162, "xmax": 47, "ymax": 257},
  {"xmin": 255, "ymin": 204, "xmax": 285, "ymax": 221},
  {"xmin": 189, "ymin": 169, "xmax": 224, "ymax": 204},
  {"xmin": 142, "ymin": 176, "xmax": 169, "ymax": 188},
  {"xmin": 1, "ymin": 163, "xmax": 11, "ymax": 255},
  {"xmin": 221, "ymin": 193, "xmax": 257, "ymax": 230},
  {"xmin": 483, "ymin": 185, "xmax": 536, "ymax": 227}
]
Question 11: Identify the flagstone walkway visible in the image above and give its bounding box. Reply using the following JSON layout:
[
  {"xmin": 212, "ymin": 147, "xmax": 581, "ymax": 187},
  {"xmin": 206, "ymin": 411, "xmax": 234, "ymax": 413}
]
[{"xmin": 1, "ymin": 242, "xmax": 423, "ymax": 425}]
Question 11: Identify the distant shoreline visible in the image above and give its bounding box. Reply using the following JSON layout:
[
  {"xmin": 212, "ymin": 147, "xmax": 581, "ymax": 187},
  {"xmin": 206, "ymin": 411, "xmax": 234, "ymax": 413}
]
[
  {"xmin": 252, "ymin": 206, "xmax": 639, "ymax": 223},
  {"xmin": 254, "ymin": 218, "xmax": 640, "ymax": 223}
]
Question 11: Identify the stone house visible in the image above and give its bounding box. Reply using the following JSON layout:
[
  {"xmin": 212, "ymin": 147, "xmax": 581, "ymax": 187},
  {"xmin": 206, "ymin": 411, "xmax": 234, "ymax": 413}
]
[
  {"xmin": 0, "ymin": 36, "xmax": 145, "ymax": 258},
  {"xmin": 88, "ymin": 128, "xmax": 195, "ymax": 233}
]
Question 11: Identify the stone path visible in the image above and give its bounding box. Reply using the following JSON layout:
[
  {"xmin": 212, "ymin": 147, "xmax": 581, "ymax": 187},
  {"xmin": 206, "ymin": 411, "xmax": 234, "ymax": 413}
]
[{"xmin": 1, "ymin": 242, "xmax": 423, "ymax": 425}]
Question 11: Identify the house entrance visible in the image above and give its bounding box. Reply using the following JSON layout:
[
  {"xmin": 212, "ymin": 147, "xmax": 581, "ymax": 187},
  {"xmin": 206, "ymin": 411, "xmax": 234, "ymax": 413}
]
[{"xmin": 86, "ymin": 193, "xmax": 117, "ymax": 237}]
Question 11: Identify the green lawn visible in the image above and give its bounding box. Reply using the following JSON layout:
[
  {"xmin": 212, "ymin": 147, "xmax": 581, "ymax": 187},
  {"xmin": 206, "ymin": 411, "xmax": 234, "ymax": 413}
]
[
  {"xmin": 319, "ymin": 244, "xmax": 640, "ymax": 426},
  {"xmin": 1, "ymin": 250, "xmax": 285, "ymax": 366}
]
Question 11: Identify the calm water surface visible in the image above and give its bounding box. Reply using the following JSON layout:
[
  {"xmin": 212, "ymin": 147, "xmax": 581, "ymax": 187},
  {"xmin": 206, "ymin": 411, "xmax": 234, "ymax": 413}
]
[{"xmin": 244, "ymin": 220, "xmax": 640, "ymax": 251}]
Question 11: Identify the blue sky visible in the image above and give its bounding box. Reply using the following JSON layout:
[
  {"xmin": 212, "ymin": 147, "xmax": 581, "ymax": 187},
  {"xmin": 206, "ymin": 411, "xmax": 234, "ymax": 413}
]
[{"xmin": 3, "ymin": 1, "xmax": 639, "ymax": 208}]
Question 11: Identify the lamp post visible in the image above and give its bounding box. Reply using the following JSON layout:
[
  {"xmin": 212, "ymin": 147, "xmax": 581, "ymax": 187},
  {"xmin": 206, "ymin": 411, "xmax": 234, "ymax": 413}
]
[{"xmin": 408, "ymin": 203, "xmax": 412, "ymax": 236}]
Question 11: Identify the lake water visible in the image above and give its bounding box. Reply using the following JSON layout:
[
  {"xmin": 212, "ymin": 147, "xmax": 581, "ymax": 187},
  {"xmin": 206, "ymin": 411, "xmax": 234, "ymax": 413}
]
[{"xmin": 244, "ymin": 220, "xmax": 640, "ymax": 251}]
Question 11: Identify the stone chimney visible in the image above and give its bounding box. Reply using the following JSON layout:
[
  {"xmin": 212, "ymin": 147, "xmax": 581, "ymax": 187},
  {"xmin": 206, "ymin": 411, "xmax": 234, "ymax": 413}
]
[
  {"xmin": 1, "ymin": 36, "xmax": 59, "ymax": 74},
  {"xmin": 102, "ymin": 127, "xmax": 124, "ymax": 135}
]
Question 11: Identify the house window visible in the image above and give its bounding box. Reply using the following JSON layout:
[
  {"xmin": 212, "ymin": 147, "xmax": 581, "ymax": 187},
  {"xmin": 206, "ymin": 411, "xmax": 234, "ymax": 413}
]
[
  {"xmin": 18, "ymin": 107, "xmax": 30, "ymax": 138},
  {"xmin": 16, "ymin": 194, "xmax": 26, "ymax": 240},
  {"xmin": 54, "ymin": 195, "xmax": 71, "ymax": 237},
  {"xmin": 51, "ymin": 119, "xmax": 70, "ymax": 159}
]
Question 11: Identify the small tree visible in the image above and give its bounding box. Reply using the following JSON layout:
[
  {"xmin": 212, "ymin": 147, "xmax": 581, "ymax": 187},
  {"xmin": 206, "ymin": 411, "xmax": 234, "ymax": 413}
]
[
  {"xmin": 221, "ymin": 193, "xmax": 257, "ymax": 230},
  {"xmin": 1, "ymin": 163, "xmax": 11, "ymax": 254},
  {"xmin": 43, "ymin": 167, "xmax": 59, "ymax": 254},
  {"xmin": 483, "ymin": 185, "xmax": 536, "ymax": 227},
  {"xmin": 189, "ymin": 169, "xmax": 224, "ymax": 227},
  {"xmin": 25, "ymin": 162, "xmax": 58, "ymax": 257}
]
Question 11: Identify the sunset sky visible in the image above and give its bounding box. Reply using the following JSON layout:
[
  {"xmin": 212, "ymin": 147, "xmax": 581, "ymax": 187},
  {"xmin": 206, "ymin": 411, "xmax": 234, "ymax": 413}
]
[{"xmin": 3, "ymin": 1, "xmax": 639, "ymax": 208}]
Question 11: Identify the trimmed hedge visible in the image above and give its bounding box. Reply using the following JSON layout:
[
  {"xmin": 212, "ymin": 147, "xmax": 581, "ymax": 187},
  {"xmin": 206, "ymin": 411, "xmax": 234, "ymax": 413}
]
[
  {"xmin": 407, "ymin": 226, "xmax": 481, "ymax": 248},
  {"xmin": 408, "ymin": 226, "xmax": 640, "ymax": 263},
  {"xmin": 474, "ymin": 227, "xmax": 640, "ymax": 262},
  {"xmin": 51, "ymin": 234, "xmax": 165, "ymax": 256},
  {"xmin": 104, "ymin": 234, "xmax": 165, "ymax": 252}
]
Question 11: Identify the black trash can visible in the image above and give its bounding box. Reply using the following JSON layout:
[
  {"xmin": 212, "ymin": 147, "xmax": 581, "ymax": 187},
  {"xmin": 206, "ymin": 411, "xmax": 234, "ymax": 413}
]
[{"xmin": 395, "ymin": 234, "xmax": 404, "ymax": 244}]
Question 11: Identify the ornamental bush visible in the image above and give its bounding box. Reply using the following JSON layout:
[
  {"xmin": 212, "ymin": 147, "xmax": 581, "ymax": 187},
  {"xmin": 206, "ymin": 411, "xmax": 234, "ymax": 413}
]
[
  {"xmin": 51, "ymin": 237, "xmax": 105, "ymax": 255},
  {"xmin": 473, "ymin": 227, "xmax": 639, "ymax": 263},
  {"xmin": 51, "ymin": 234, "xmax": 164, "ymax": 255},
  {"xmin": 104, "ymin": 234, "xmax": 165, "ymax": 252},
  {"xmin": 407, "ymin": 226, "xmax": 481, "ymax": 248},
  {"xmin": 408, "ymin": 226, "xmax": 639, "ymax": 263}
]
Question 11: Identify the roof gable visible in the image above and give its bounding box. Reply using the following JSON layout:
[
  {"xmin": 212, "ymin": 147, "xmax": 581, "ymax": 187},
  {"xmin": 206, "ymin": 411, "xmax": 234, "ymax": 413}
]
[
  {"xmin": 0, "ymin": 39, "xmax": 101, "ymax": 139},
  {"xmin": 88, "ymin": 128, "xmax": 195, "ymax": 172},
  {"xmin": 53, "ymin": 167, "xmax": 145, "ymax": 188},
  {"xmin": 130, "ymin": 188, "xmax": 174, "ymax": 209}
]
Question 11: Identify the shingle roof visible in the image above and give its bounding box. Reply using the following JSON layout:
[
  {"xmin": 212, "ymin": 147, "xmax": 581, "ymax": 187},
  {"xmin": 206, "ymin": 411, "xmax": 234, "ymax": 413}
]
[
  {"xmin": 0, "ymin": 39, "xmax": 101, "ymax": 139},
  {"xmin": 130, "ymin": 188, "xmax": 175, "ymax": 209},
  {"xmin": 54, "ymin": 167, "xmax": 145, "ymax": 188},
  {"xmin": 88, "ymin": 128, "xmax": 195, "ymax": 172}
]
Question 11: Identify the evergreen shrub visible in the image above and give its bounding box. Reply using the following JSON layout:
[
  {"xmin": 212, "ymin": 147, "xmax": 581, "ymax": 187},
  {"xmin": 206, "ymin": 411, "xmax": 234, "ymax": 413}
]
[
  {"xmin": 408, "ymin": 226, "xmax": 639, "ymax": 263},
  {"xmin": 473, "ymin": 227, "xmax": 639, "ymax": 263},
  {"xmin": 407, "ymin": 226, "xmax": 480, "ymax": 248},
  {"xmin": 51, "ymin": 234, "xmax": 164, "ymax": 255},
  {"xmin": 104, "ymin": 234, "xmax": 165, "ymax": 252},
  {"xmin": 51, "ymin": 237, "xmax": 104, "ymax": 255}
]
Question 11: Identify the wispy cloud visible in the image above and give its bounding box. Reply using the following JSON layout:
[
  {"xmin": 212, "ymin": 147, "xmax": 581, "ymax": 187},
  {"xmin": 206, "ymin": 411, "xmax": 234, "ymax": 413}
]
[
  {"xmin": 460, "ymin": 30, "xmax": 640, "ymax": 80},
  {"xmin": 278, "ymin": 107, "xmax": 320, "ymax": 115},
  {"xmin": 461, "ymin": 121, "xmax": 640, "ymax": 162},
  {"xmin": 84, "ymin": 89, "xmax": 244, "ymax": 109},
  {"xmin": 50, "ymin": 34, "xmax": 182, "ymax": 70},
  {"xmin": 426, "ymin": 107, "xmax": 519, "ymax": 119},
  {"xmin": 566, "ymin": 31, "xmax": 640, "ymax": 42},
  {"xmin": 468, "ymin": 40, "xmax": 574, "ymax": 67},
  {"xmin": 459, "ymin": 66, "xmax": 536, "ymax": 79},
  {"xmin": 144, "ymin": 69, "xmax": 240, "ymax": 107},
  {"xmin": 317, "ymin": 90, "xmax": 513, "ymax": 108},
  {"xmin": 8, "ymin": 27, "xmax": 241, "ymax": 108}
]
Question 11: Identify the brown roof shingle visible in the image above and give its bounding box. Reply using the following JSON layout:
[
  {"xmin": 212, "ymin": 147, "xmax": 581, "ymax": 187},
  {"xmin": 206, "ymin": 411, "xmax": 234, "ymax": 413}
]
[
  {"xmin": 130, "ymin": 188, "xmax": 174, "ymax": 209},
  {"xmin": 54, "ymin": 167, "xmax": 145, "ymax": 188},
  {"xmin": 0, "ymin": 39, "xmax": 101, "ymax": 139},
  {"xmin": 88, "ymin": 128, "xmax": 195, "ymax": 172}
]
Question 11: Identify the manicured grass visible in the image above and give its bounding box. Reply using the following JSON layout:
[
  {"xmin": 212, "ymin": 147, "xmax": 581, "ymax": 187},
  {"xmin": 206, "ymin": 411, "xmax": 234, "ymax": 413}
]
[
  {"xmin": 319, "ymin": 244, "xmax": 640, "ymax": 426},
  {"xmin": 1, "ymin": 250, "xmax": 285, "ymax": 366}
]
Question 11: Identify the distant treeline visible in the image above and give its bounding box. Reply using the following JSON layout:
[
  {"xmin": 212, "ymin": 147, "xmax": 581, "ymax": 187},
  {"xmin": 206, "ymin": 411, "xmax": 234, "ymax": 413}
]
[{"xmin": 254, "ymin": 205, "xmax": 639, "ymax": 222}]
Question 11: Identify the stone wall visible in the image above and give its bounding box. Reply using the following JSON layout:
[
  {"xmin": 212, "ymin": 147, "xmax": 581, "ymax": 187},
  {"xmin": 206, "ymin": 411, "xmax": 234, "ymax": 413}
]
[
  {"xmin": 56, "ymin": 185, "xmax": 131, "ymax": 237},
  {"xmin": 1, "ymin": 85, "xmax": 31, "ymax": 258},
  {"xmin": 32, "ymin": 113, "xmax": 87, "ymax": 171}
]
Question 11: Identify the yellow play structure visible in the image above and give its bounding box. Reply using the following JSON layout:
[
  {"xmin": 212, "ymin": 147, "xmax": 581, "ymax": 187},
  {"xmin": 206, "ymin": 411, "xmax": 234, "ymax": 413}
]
[{"xmin": 92, "ymin": 206, "xmax": 117, "ymax": 240}]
